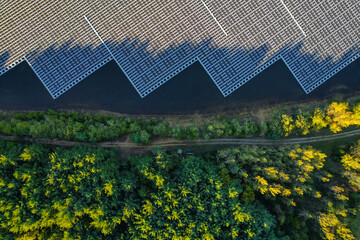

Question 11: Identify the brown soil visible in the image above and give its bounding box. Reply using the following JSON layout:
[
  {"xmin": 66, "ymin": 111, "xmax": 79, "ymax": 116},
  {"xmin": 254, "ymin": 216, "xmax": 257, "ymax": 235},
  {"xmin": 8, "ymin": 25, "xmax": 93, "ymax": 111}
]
[{"xmin": 2, "ymin": 129, "xmax": 360, "ymax": 157}]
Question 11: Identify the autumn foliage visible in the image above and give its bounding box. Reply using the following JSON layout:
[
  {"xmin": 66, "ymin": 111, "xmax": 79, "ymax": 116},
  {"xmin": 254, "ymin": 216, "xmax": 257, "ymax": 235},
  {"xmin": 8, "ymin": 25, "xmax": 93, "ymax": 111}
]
[
  {"xmin": 217, "ymin": 145, "xmax": 358, "ymax": 239},
  {"xmin": 278, "ymin": 102, "xmax": 360, "ymax": 136},
  {"xmin": 341, "ymin": 139, "xmax": 360, "ymax": 191},
  {"xmin": 1, "ymin": 134, "xmax": 360, "ymax": 239},
  {"xmin": 1, "ymin": 101, "xmax": 360, "ymax": 146},
  {"xmin": 0, "ymin": 142, "xmax": 287, "ymax": 240}
]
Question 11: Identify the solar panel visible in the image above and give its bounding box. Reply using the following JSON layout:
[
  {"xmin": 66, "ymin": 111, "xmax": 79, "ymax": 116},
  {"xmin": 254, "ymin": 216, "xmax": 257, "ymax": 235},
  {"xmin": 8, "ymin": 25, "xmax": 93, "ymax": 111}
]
[
  {"xmin": 0, "ymin": 0, "xmax": 360, "ymax": 99},
  {"xmin": 197, "ymin": 0, "xmax": 303, "ymax": 96},
  {"xmin": 0, "ymin": 0, "xmax": 111, "ymax": 98},
  {"xmin": 24, "ymin": 18, "xmax": 112, "ymax": 98},
  {"xmin": 282, "ymin": 0, "xmax": 360, "ymax": 93}
]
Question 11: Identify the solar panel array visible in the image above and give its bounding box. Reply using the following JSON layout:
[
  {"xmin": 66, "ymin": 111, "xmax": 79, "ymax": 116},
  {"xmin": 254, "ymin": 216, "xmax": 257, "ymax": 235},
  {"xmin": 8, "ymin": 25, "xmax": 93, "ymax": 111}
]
[
  {"xmin": 0, "ymin": 0, "xmax": 359, "ymax": 99},
  {"xmin": 0, "ymin": 0, "xmax": 112, "ymax": 98},
  {"xmin": 282, "ymin": 0, "xmax": 360, "ymax": 93}
]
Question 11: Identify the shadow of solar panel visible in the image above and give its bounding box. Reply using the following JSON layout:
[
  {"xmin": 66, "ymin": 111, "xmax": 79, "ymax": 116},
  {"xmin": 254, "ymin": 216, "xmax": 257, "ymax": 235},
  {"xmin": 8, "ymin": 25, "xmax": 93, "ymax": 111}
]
[
  {"xmin": 116, "ymin": 37, "xmax": 360, "ymax": 99},
  {"xmin": 107, "ymin": 37, "xmax": 206, "ymax": 97},
  {"xmin": 0, "ymin": 53, "xmax": 10, "ymax": 76},
  {"xmin": 283, "ymin": 44, "xmax": 360, "ymax": 93},
  {"xmin": 95, "ymin": 0, "xmax": 306, "ymax": 98},
  {"xmin": 0, "ymin": 53, "xmax": 24, "ymax": 77},
  {"xmin": 199, "ymin": 44, "xmax": 272, "ymax": 96},
  {"xmin": 1, "ymin": 0, "xmax": 360, "ymax": 99},
  {"xmin": 25, "ymin": 42, "xmax": 112, "ymax": 98},
  {"xmin": 282, "ymin": 8, "xmax": 360, "ymax": 93}
]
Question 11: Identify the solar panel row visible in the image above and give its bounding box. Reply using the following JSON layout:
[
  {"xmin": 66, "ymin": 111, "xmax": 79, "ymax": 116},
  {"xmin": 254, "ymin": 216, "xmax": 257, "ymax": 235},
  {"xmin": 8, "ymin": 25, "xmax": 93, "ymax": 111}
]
[
  {"xmin": 282, "ymin": 0, "xmax": 360, "ymax": 93},
  {"xmin": 198, "ymin": 0, "xmax": 304, "ymax": 95},
  {"xmin": 0, "ymin": 0, "xmax": 112, "ymax": 98},
  {"xmin": 0, "ymin": 0, "xmax": 359, "ymax": 99}
]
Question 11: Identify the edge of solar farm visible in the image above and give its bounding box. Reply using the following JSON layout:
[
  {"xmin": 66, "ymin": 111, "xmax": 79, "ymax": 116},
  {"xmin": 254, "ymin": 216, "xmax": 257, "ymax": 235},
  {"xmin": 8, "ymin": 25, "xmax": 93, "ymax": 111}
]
[{"xmin": 1, "ymin": 42, "xmax": 360, "ymax": 99}]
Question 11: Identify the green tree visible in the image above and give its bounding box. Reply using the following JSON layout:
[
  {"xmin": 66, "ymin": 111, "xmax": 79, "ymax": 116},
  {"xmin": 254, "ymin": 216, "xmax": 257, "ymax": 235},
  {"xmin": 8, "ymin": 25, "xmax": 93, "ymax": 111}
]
[
  {"xmin": 0, "ymin": 142, "xmax": 288, "ymax": 239},
  {"xmin": 230, "ymin": 118, "xmax": 244, "ymax": 136},
  {"xmin": 0, "ymin": 142, "xmax": 135, "ymax": 239},
  {"xmin": 131, "ymin": 130, "xmax": 152, "ymax": 145},
  {"xmin": 152, "ymin": 122, "xmax": 171, "ymax": 137},
  {"xmin": 127, "ymin": 152, "xmax": 284, "ymax": 239},
  {"xmin": 243, "ymin": 119, "xmax": 259, "ymax": 135}
]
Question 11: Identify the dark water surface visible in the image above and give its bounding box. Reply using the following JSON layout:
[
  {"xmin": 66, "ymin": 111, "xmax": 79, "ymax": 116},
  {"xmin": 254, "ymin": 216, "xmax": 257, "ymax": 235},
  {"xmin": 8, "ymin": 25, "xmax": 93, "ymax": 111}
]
[{"xmin": 0, "ymin": 58, "xmax": 359, "ymax": 115}]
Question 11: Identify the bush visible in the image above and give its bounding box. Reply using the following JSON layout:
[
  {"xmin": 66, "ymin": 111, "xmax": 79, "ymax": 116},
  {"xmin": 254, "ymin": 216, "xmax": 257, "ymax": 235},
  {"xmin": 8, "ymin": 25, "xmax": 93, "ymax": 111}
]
[
  {"xmin": 259, "ymin": 121, "xmax": 269, "ymax": 135},
  {"xmin": 268, "ymin": 110, "xmax": 286, "ymax": 136},
  {"xmin": 243, "ymin": 119, "xmax": 259, "ymax": 135},
  {"xmin": 266, "ymin": 132, "xmax": 280, "ymax": 140},
  {"xmin": 152, "ymin": 122, "xmax": 171, "ymax": 137},
  {"xmin": 130, "ymin": 130, "xmax": 152, "ymax": 145},
  {"xmin": 2, "ymin": 100, "xmax": 360, "ymax": 145}
]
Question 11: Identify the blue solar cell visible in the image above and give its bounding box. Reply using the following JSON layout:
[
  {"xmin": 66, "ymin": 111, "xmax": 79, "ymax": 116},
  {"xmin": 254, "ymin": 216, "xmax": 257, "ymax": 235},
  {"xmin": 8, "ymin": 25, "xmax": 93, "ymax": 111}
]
[
  {"xmin": 2, "ymin": 1, "xmax": 360, "ymax": 99},
  {"xmin": 28, "ymin": 43, "xmax": 111, "ymax": 98},
  {"xmin": 0, "ymin": 54, "xmax": 24, "ymax": 77},
  {"xmin": 0, "ymin": 53, "xmax": 9, "ymax": 76}
]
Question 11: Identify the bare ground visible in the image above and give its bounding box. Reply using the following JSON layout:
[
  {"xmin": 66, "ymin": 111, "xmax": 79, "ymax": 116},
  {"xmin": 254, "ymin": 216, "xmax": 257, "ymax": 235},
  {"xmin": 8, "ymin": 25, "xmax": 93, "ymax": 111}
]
[{"xmin": 1, "ymin": 129, "xmax": 360, "ymax": 158}]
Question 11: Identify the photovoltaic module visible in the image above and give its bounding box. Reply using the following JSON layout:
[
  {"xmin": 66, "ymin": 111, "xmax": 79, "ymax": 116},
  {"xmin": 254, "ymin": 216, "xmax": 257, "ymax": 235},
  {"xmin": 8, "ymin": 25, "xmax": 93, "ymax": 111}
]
[{"xmin": 1, "ymin": 0, "xmax": 359, "ymax": 99}]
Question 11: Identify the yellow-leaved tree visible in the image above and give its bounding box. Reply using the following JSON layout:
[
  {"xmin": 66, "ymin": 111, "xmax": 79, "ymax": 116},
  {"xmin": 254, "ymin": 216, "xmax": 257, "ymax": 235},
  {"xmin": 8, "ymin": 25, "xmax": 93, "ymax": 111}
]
[
  {"xmin": 351, "ymin": 104, "xmax": 360, "ymax": 126},
  {"xmin": 218, "ymin": 145, "xmax": 328, "ymax": 207},
  {"xmin": 319, "ymin": 202, "xmax": 355, "ymax": 240},
  {"xmin": 295, "ymin": 113, "xmax": 311, "ymax": 135},
  {"xmin": 127, "ymin": 152, "xmax": 279, "ymax": 239},
  {"xmin": 341, "ymin": 140, "xmax": 360, "ymax": 191},
  {"xmin": 281, "ymin": 114, "xmax": 295, "ymax": 137},
  {"xmin": 311, "ymin": 108, "xmax": 328, "ymax": 131},
  {"xmin": 326, "ymin": 102, "xmax": 352, "ymax": 133}
]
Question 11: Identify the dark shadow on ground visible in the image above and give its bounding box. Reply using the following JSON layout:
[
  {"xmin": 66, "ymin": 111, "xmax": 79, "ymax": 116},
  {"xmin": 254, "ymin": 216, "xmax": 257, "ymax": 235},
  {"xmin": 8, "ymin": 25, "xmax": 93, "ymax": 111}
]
[{"xmin": 0, "ymin": 55, "xmax": 359, "ymax": 115}]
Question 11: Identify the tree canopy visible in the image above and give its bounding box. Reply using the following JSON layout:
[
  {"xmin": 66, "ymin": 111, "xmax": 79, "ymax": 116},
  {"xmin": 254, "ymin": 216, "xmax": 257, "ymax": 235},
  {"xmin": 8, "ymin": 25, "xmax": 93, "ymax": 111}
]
[{"xmin": 0, "ymin": 141, "xmax": 287, "ymax": 239}]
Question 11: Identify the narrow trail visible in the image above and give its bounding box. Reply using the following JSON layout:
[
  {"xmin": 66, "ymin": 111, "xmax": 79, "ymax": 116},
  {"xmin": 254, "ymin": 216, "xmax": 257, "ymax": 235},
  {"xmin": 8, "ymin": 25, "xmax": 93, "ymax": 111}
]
[{"xmin": 1, "ymin": 128, "xmax": 360, "ymax": 152}]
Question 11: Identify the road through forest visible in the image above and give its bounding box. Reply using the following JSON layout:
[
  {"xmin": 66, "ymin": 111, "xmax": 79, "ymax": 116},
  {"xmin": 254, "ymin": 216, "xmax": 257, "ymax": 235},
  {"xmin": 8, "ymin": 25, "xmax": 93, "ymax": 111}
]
[{"xmin": 1, "ymin": 129, "xmax": 360, "ymax": 153}]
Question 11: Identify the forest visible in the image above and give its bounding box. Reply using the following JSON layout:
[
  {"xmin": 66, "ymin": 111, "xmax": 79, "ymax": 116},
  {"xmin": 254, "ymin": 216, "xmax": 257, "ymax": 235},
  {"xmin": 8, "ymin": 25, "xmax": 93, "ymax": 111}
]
[
  {"xmin": 0, "ymin": 101, "xmax": 360, "ymax": 145},
  {"xmin": 0, "ymin": 139, "xmax": 359, "ymax": 239}
]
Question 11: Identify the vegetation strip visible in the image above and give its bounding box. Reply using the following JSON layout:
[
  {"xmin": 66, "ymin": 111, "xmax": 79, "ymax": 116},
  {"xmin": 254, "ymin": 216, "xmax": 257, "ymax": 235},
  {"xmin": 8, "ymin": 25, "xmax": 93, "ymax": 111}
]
[
  {"xmin": 2, "ymin": 129, "xmax": 360, "ymax": 150},
  {"xmin": 1, "ymin": 101, "xmax": 360, "ymax": 146}
]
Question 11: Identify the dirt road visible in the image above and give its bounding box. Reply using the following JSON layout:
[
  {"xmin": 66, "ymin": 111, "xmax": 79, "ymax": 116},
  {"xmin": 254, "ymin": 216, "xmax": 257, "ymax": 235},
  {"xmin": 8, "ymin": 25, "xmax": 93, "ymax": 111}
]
[{"xmin": 1, "ymin": 129, "xmax": 360, "ymax": 151}]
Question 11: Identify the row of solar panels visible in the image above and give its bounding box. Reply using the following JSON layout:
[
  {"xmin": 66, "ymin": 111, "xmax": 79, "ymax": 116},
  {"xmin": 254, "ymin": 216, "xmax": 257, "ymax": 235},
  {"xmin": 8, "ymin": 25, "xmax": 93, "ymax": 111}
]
[{"xmin": 0, "ymin": 0, "xmax": 359, "ymax": 99}]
